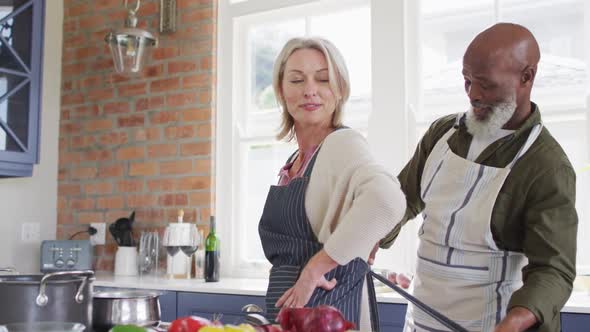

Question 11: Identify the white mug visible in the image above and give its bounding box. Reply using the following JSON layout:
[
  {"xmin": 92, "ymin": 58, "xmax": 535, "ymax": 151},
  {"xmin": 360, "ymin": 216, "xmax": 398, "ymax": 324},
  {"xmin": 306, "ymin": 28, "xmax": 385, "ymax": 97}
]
[{"xmin": 114, "ymin": 246, "xmax": 138, "ymax": 276}]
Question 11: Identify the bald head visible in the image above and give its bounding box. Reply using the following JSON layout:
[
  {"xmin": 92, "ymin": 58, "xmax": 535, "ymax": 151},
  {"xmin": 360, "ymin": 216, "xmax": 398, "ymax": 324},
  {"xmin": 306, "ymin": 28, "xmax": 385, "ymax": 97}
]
[
  {"xmin": 462, "ymin": 23, "xmax": 540, "ymax": 131},
  {"xmin": 465, "ymin": 23, "xmax": 540, "ymax": 74}
]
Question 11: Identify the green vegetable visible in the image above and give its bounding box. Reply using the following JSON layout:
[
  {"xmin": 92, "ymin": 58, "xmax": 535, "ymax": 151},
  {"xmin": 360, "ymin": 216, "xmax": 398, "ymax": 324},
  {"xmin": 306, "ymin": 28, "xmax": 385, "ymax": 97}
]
[{"xmin": 109, "ymin": 325, "xmax": 147, "ymax": 332}]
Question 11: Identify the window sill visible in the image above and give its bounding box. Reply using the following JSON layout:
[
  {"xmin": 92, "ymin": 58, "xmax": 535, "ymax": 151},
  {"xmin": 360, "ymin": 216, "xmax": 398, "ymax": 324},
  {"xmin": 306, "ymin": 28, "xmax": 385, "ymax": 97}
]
[{"xmin": 0, "ymin": 160, "xmax": 34, "ymax": 177}]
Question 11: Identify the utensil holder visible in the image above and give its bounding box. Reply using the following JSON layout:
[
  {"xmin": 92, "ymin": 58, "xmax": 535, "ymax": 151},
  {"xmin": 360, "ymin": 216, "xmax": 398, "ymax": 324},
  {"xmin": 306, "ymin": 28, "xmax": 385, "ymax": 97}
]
[{"xmin": 114, "ymin": 246, "xmax": 138, "ymax": 276}]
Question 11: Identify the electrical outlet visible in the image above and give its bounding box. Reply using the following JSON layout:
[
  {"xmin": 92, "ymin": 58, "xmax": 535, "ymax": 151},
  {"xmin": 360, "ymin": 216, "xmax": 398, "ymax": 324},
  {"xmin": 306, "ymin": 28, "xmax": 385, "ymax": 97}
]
[
  {"xmin": 21, "ymin": 222, "xmax": 40, "ymax": 243},
  {"xmin": 90, "ymin": 223, "xmax": 106, "ymax": 245}
]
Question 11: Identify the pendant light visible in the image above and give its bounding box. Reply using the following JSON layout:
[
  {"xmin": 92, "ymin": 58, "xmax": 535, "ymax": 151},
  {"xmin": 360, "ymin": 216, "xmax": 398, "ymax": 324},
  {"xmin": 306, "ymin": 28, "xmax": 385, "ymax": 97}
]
[{"xmin": 105, "ymin": 0, "xmax": 157, "ymax": 74}]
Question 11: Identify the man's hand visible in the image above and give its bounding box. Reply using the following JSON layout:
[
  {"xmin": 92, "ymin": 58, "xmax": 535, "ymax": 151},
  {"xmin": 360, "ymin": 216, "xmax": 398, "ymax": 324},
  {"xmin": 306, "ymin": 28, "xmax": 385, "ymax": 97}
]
[
  {"xmin": 494, "ymin": 307, "xmax": 537, "ymax": 332},
  {"xmin": 494, "ymin": 321, "xmax": 519, "ymax": 332},
  {"xmin": 386, "ymin": 271, "xmax": 412, "ymax": 289},
  {"xmin": 368, "ymin": 243, "xmax": 412, "ymax": 289}
]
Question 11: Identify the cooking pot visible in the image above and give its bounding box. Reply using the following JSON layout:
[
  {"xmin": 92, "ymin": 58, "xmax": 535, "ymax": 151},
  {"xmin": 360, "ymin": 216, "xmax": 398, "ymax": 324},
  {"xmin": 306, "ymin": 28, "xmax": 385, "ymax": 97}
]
[
  {"xmin": 93, "ymin": 290, "xmax": 161, "ymax": 332},
  {"xmin": 0, "ymin": 270, "xmax": 94, "ymax": 328},
  {"xmin": 0, "ymin": 321, "xmax": 86, "ymax": 332}
]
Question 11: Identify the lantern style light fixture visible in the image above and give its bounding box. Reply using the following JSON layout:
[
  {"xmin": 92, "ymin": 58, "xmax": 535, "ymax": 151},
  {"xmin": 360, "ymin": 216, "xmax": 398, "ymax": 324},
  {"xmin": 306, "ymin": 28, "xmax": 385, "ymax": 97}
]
[{"xmin": 105, "ymin": 0, "xmax": 157, "ymax": 74}]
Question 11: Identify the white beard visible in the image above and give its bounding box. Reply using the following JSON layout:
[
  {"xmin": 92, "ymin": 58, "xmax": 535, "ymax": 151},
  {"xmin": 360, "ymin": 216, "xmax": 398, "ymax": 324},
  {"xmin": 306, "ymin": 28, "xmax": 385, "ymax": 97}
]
[{"xmin": 465, "ymin": 97, "xmax": 517, "ymax": 139}]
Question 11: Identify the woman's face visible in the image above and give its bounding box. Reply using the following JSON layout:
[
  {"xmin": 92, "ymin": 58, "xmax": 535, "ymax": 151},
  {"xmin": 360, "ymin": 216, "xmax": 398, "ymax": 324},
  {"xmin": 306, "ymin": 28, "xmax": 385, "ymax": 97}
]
[{"xmin": 281, "ymin": 48, "xmax": 337, "ymax": 129}]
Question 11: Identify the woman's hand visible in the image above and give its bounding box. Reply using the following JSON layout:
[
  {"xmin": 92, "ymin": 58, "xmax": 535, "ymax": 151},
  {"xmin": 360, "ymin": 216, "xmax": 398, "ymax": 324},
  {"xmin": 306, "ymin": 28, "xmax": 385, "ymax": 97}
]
[
  {"xmin": 275, "ymin": 272, "xmax": 337, "ymax": 308},
  {"xmin": 275, "ymin": 250, "xmax": 339, "ymax": 309}
]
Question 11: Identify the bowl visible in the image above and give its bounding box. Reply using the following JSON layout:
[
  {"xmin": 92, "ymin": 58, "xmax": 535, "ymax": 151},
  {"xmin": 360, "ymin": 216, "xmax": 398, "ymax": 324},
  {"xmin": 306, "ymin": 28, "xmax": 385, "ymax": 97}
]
[{"xmin": 0, "ymin": 322, "xmax": 85, "ymax": 332}]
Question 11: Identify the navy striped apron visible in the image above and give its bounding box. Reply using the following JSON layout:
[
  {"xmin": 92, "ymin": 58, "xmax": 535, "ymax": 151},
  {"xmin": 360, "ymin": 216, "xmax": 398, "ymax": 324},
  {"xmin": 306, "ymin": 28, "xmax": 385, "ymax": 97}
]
[{"xmin": 258, "ymin": 143, "xmax": 380, "ymax": 330}]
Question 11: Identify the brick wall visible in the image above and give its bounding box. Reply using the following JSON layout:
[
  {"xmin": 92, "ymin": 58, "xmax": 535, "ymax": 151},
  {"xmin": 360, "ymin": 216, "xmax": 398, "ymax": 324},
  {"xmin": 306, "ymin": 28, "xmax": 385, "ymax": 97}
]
[{"xmin": 58, "ymin": 0, "xmax": 217, "ymax": 271}]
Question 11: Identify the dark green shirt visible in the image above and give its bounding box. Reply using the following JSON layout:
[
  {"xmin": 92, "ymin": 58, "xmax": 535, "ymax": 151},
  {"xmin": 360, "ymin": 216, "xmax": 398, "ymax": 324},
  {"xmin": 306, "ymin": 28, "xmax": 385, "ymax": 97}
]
[{"xmin": 381, "ymin": 103, "xmax": 578, "ymax": 332}]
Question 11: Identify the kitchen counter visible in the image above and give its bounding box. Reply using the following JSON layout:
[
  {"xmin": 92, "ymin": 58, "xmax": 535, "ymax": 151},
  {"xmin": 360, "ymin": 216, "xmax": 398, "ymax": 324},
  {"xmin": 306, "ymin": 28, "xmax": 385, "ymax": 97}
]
[
  {"xmin": 94, "ymin": 273, "xmax": 408, "ymax": 304},
  {"xmin": 95, "ymin": 273, "xmax": 271, "ymax": 297},
  {"xmin": 94, "ymin": 273, "xmax": 590, "ymax": 314}
]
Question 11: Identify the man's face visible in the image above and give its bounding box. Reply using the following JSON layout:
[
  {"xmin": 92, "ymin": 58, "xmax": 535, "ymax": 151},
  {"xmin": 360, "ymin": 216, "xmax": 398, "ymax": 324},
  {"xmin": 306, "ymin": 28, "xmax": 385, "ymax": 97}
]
[{"xmin": 462, "ymin": 54, "xmax": 520, "ymax": 138}]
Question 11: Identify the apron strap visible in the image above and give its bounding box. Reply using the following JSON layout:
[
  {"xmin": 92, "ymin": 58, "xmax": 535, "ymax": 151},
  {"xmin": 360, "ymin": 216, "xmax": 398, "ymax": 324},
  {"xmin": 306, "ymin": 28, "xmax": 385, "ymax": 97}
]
[
  {"xmin": 420, "ymin": 127, "xmax": 455, "ymax": 201},
  {"xmin": 507, "ymin": 123, "xmax": 543, "ymax": 169}
]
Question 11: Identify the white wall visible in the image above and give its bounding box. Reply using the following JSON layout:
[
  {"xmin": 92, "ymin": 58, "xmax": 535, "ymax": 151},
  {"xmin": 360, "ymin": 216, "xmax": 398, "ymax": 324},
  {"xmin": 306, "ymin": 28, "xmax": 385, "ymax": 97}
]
[{"xmin": 0, "ymin": 1, "xmax": 63, "ymax": 273}]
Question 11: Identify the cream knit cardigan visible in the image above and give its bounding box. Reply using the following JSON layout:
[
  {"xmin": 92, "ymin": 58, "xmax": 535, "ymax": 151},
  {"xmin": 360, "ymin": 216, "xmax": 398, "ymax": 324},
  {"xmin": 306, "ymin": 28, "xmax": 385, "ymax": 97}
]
[{"xmin": 302, "ymin": 128, "xmax": 406, "ymax": 331}]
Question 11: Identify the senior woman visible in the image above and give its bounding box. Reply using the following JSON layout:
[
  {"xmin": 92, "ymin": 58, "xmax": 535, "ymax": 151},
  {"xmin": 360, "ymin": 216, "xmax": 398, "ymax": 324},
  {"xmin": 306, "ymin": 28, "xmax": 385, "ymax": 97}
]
[{"xmin": 258, "ymin": 37, "xmax": 406, "ymax": 331}]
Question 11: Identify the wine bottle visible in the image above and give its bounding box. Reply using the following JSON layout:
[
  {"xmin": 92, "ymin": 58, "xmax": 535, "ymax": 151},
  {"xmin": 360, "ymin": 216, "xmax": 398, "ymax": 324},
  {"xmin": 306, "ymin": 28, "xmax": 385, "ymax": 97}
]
[{"xmin": 205, "ymin": 216, "xmax": 220, "ymax": 282}]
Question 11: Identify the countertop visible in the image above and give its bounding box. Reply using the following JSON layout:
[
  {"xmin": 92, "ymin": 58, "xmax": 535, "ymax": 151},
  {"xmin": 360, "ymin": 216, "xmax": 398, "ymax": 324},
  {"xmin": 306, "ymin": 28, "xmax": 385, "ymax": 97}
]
[{"xmin": 94, "ymin": 273, "xmax": 590, "ymax": 314}]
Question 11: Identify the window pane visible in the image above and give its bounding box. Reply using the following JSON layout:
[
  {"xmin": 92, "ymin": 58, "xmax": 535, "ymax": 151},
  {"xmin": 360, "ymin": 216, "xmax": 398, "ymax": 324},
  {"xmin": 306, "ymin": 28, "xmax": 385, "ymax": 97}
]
[
  {"xmin": 239, "ymin": 142, "xmax": 294, "ymax": 264},
  {"xmin": 310, "ymin": 5, "xmax": 371, "ymax": 99},
  {"xmin": 0, "ymin": 3, "xmax": 32, "ymax": 72},
  {"xmin": 0, "ymin": 126, "xmax": 18, "ymax": 151},
  {"xmin": 0, "ymin": 81, "xmax": 29, "ymax": 152},
  {"xmin": 249, "ymin": 20, "xmax": 305, "ymax": 112},
  {"xmin": 0, "ymin": 72, "xmax": 25, "ymax": 97},
  {"xmin": 421, "ymin": 0, "xmax": 495, "ymax": 16},
  {"xmin": 502, "ymin": 0, "xmax": 584, "ymax": 61},
  {"xmin": 502, "ymin": 0, "xmax": 587, "ymax": 109},
  {"xmin": 419, "ymin": 0, "xmax": 495, "ymax": 123},
  {"xmin": 311, "ymin": 5, "xmax": 371, "ymax": 129}
]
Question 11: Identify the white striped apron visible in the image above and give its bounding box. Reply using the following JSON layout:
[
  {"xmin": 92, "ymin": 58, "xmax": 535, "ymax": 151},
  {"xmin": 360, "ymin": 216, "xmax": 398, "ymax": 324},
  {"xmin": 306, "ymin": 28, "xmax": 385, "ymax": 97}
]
[{"xmin": 404, "ymin": 122, "xmax": 543, "ymax": 332}]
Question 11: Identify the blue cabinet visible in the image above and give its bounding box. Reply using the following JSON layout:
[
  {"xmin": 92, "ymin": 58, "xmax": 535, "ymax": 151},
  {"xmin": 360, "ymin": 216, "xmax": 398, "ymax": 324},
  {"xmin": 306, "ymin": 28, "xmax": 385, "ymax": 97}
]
[
  {"xmin": 377, "ymin": 303, "xmax": 407, "ymax": 332},
  {"xmin": 0, "ymin": 0, "xmax": 45, "ymax": 177},
  {"xmin": 177, "ymin": 292, "xmax": 265, "ymax": 325},
  {"xmin": 374, "ymin": 307, "xmax": 590, "ymax": 332},
  {"xmin": 561, "ymin": 313, "xmax": 590, "ymax": 332},
  {"xmin": 158, "ymin": 291, "xmax": 178, "ymax": 323}
]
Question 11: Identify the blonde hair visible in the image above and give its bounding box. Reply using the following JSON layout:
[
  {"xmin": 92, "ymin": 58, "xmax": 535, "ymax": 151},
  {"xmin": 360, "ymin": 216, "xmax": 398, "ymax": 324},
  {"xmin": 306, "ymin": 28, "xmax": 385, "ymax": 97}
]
[{"xmin": 273, "ymin": 37, "xmax": 351, "ymax": 141}]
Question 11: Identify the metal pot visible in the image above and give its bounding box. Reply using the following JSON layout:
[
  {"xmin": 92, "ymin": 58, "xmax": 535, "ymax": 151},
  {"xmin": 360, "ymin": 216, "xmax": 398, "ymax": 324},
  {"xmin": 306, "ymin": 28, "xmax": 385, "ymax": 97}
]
[
  {"xmin": 92, "ymin": 290, "xmax": 161, "ymax": 332},
  {"xmin": 0, "ymin": 321, "xmax": 86, "ymax": 332},
  {"xmin": 0, "ymin": 270, "xmax": 94, "ymax": 328}
]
